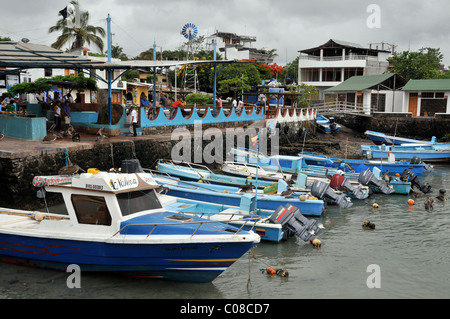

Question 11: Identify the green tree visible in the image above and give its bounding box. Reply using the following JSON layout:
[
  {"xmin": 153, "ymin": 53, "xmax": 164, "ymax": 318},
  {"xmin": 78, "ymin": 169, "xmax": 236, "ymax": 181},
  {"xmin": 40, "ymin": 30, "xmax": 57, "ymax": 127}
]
[
  {"xmin": 218, "ymin": 77, "xmax": 251, "ymax": 98},
  {"xmin": 287, "ymin": 83, "xmax": 318, "ymax": 107},
  {"xmin": 387, "ymin": 48, "xmax": 444, "ymax": 81},
  {"xmin": 49, "ymin": 1, "xmax": 106, "ymax": 52}
]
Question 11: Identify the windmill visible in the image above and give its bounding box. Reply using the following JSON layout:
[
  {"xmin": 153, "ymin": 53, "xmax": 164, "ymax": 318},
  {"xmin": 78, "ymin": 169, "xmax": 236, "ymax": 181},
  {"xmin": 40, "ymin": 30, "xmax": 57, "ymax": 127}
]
[{"xmin": 181, "ymin": 23, "xmax": 199, "ymax": 92}]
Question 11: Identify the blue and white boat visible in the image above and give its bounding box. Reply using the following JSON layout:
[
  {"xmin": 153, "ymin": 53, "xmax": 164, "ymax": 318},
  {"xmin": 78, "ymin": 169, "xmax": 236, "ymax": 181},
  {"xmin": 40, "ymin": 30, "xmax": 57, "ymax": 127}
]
[
  {"xmin": 361, "ymin": 143, "xmax": 450, "ymax": 163},
  {"xmin": 152, "ymin": 175, "xmax": 325, "ymax": 216},
  {"xmin": 156, "ymin": 160, "xmax": 278, "ymax": 189},
  {"xmin": 0, "ymin": 165, "xmax": 260, "ymax": 283},
  {"xmin": 365, "ymin": 130, "xmax": 438, "ymax": 145},
  {"xmin": 316, "ymin": 115, "xmax": 341, "ymax": 134},
  {"xmin": 300, "ymin": 152, "xmax": 426, "ymax": 175}
]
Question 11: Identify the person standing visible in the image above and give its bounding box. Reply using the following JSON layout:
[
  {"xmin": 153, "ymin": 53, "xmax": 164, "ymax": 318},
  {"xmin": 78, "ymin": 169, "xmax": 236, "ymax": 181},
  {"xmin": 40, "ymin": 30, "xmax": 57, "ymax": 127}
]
[
  {"xmin": 130, "ymin": 106, "xmax": 138, "ymax": 137},
  {"xmin": 54, "ymin": 101, "xmax": 62, "ymax": 131},
  {"xmin": 62, "ymin": 101, "xmax": 71, "ymax": 130}
]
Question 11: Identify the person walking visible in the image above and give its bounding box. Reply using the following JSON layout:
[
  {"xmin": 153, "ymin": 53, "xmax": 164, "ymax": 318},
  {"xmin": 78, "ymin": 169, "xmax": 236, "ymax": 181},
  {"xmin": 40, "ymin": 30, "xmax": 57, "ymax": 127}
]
[
  {"xmin": 130, "ymin": 106, "xmax": 138, "ymax": 137},
  {"xmin": 54, "ymin": 101, "xmax": 62, "ymax": 132}
]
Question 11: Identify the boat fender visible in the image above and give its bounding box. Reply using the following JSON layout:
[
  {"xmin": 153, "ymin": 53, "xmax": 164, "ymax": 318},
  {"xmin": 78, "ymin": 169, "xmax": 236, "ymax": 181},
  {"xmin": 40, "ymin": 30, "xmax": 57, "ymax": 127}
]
[
  {"xmin": 362, "ymin": 220, "xmax": 375, "ymax": 230},
  {"xmin": 34, "ymin": 212, "xmax": 46, "ymax": 221},
  {"xmin": 310, "ymin": 238, "xmax": 321, "ymax": 247}
]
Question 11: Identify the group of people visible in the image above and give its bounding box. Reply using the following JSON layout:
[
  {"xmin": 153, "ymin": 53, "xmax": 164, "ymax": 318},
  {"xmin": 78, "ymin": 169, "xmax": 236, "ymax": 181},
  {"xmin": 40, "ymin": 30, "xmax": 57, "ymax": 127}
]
[{"xmin": 0, "ymin": 96, "xmax": 18, "ymax": 112}]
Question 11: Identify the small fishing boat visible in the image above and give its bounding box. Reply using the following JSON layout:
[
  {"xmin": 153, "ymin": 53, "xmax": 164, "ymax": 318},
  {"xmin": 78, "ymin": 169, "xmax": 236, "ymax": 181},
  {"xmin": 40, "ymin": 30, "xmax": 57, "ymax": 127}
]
[
  {"xmin": 316, "ymin": 115, "xmax": 341, "ymax": 134},
  {"xmin": 364, "ymin": 130, "xmax": 438, "ymax": 145},
  {"xmin": 361, "ymin": 143, "xmax": 450, "ymax": 163},
  {"xmin": 156, "ymin": 160, "xmax": 281, "ymax": 189},
  {"xmin": 151, "ymin": 174, "xmax": 326, "ymax": 216},
  {"xmin": 300, "ymin": 152, "xmax": 427, "ymax": 175},
  {"xmin": 0, "ymin": 160, "xmax": 260, "ymax": 283},
  {"xmin": 160, "ymin": 196, "xmax": 285, "ymax": 242},
  {"xmin": 221, "ymin": 161, "xmax": 292, "ymax": 181}
]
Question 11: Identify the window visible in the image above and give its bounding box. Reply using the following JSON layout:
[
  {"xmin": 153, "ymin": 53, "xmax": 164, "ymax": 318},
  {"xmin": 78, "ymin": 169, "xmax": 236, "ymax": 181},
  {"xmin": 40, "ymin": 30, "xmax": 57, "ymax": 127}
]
[
  {"xmin": 71, "ymin": 195, "xmax": 112, "ymax": 225},
  {"xmin": 322, "ymin": 68, "xmax": 342, "ymax": 82},
  {"xmin": 116, "ymin": 189, "xmax": 163, "ymax": 217},
  {"xmin": 371, "ymin": 93, "xmax": 386, "ymax": 112},
  {"xmin": 300, "ymin": 68, "xmax": 320, "ymax": 82},
  {"xmin": 44, "ymin": 68, "xmax": 52, "ymax": 77},
  {"xmin": 422, "ymin": 92, "xmax": 434, "ymax": 98}
]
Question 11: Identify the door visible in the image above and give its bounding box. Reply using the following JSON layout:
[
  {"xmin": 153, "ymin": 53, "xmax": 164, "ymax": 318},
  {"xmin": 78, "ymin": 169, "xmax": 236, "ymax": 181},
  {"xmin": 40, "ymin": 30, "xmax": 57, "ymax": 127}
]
[{"xmin": 408, "ymin": 93, "xmax": 418, "ymax": 116}]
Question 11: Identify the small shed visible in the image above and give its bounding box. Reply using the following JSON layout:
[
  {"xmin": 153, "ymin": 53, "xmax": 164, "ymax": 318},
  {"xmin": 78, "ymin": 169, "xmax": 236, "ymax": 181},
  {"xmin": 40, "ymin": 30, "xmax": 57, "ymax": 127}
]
[
  {"xmin": 324, "ymin": 73, "xmax": 406, "ymax": 114},
  {"xmin": 401, "ymin": 79, "xmax": 450, "ymax": 117}
]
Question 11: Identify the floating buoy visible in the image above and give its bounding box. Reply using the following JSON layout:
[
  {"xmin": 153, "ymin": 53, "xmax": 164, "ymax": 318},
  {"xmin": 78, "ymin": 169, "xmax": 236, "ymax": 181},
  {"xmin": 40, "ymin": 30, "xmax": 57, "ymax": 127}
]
[
  {"xmin": 372, "ymin": 203, "xmax": 379, "ymax": 208},
  {"xmin": 310, "ymin": 238, "xmax": 322, "ymax": 247},
  {"xmin": 266, "ymin": 267, "xmax": 276, "ymax": 275},
  {"xmin": 408, "ymin": 199, "xmax": 415, "ymax": 205},
  {"xmin": 362, "ymin": 220, "xmax": 375, "ymax": 229}
]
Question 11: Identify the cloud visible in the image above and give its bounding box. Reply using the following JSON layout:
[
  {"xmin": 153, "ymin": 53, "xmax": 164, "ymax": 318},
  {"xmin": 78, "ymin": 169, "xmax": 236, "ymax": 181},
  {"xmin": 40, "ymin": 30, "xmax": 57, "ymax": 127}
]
[{"xmin": 1, "ymin": 0, "xmax": 450, "ymax": 66}]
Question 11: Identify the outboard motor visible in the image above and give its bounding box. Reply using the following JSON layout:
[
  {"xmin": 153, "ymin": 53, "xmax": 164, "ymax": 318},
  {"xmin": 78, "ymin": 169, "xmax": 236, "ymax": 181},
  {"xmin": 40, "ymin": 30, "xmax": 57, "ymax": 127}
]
[
  {"xmin": 311, "ymin": 180, "xmax": 353, "ymax": 208},
  {"xmin": 400, "ymin": 169, "xmax": 432, "ymax": 194},
  {"xmin": 329, "ymin": 117, "xmax": 337, "ymax": 132},
  {"xmin": 410, "ymin": 156, "xmax": 433, "ymax": 171},
  {"xmin": 358, "ymin": 168, "xmax": 395, "ymax": 195},
  {"xmin": 329, "ymin": 174, "xmax": 368, "ymax": 200},
  {"xmin": 269, "ymin": 204, "xmax": 324, "ymax": 241}
]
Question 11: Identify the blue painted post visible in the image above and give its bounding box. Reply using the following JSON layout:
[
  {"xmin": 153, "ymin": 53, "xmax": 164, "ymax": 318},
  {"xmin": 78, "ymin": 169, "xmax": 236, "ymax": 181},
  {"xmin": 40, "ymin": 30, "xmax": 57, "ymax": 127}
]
[
  {"xmin": 107, "ymin": 14, "xmax": 112, "ymax": 125},
  {"xmin": 213, "ymin": 40, "xmax": 217, "ymax": 116},
  {"xmin": 153, "ymin": 41, "xmax": 157, "ymax": 107}
]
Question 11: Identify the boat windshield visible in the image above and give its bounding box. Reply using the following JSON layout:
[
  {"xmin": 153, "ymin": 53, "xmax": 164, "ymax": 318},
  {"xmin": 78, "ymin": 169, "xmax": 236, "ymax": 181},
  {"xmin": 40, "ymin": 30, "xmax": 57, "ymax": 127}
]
[{"xmin": 116, "ymin": 189, "xmax": 163, "ymax": 217}]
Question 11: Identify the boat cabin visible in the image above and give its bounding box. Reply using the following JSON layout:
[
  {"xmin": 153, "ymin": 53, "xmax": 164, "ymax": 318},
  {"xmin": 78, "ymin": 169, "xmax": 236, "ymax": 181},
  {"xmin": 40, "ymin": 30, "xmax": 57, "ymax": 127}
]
[{"xmin": 34, "ymin": 171, "xmax": 164, "ymax": 229}]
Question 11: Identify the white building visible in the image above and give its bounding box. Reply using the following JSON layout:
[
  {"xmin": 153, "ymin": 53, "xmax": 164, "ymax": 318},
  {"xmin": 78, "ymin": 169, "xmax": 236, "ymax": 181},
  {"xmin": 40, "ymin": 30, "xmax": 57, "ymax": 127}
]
[
  {"xmin": 298, "ymin": 39, "xmax": 392, "ymax": 100},
  {"xmin": 206, "ymin": 31, "xmax": 275, "ymax": 64}
]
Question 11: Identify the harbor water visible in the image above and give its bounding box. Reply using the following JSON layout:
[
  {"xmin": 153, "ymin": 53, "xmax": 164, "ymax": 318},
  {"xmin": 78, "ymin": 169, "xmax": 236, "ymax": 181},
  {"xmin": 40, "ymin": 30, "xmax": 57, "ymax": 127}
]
[{"xmin": 1, "ymin": 165, "xmax": 449, "ymax": 299}]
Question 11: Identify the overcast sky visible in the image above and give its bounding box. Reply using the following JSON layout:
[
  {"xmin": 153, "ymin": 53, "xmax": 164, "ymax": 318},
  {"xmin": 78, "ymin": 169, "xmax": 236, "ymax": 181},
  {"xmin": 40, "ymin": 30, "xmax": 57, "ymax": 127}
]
[{"xmin": 2, "ymin": 0, "xmax": 450, "ymax": 66}]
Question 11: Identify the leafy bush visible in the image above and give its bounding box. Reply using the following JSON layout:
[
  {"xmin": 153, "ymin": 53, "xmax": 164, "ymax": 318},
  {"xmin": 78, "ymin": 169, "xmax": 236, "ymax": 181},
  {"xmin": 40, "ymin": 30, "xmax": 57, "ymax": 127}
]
[{"xmin": 185, "ymin": 93, "xmax": 210, "ymax": 105}]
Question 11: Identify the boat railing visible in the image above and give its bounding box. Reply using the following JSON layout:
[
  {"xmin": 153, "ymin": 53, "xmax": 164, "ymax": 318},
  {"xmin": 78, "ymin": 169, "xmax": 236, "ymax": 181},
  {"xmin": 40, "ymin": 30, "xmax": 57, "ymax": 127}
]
[
  {"xmin": 112, "ymin": 217, "xmax": 258, "ymax": 239},
  {"xmin": 157, "ymin": 159, "xmax": 214, "ymax": 176}
]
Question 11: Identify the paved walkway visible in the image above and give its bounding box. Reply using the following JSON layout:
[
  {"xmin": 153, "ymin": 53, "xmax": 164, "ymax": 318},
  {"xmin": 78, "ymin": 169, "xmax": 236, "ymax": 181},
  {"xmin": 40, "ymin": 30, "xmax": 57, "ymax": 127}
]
[{"xmin": 0, "ymin": 132, "xmax": 174, "ymax": 159}]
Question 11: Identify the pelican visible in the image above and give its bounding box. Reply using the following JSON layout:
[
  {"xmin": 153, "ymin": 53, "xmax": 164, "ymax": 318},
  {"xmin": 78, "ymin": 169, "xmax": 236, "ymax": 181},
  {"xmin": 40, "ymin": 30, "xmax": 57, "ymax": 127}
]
[
  {"xmin": 42, "ymin": 134, "xmax": 57, "ymax": 143},
  {"xmin": 436, "ymin": 189, "xmax": 447, "ymax": 202},
  {"xmin": 424, "ymin": 197, "xmax": 434, "ymax": 211},
  {"xmin": 58, "ymin": 159, "xmax": 84, "ymax": 175},
  {"xmin": 0, "ymin": 131, "xmax": 4, "ymax": 141}
]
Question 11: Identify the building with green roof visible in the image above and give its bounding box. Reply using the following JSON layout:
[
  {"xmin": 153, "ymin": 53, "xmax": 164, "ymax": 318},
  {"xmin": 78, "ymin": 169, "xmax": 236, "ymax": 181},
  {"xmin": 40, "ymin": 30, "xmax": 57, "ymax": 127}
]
[{"xmin": 401, "ymin": 79, "xmax": 450, "ymax": 116}]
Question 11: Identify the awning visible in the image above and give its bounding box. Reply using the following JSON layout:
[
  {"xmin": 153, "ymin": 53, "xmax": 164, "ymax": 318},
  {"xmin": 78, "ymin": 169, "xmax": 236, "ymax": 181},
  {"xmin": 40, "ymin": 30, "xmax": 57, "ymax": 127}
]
[{"xmin": 324, "ymin": 74, "xmax": 396, "ymax": 92}]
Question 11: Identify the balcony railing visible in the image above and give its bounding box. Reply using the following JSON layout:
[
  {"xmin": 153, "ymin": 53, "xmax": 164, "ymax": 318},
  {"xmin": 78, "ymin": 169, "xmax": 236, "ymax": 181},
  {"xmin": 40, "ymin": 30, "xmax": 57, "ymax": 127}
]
[{"xmin": 299, "ymin": 55, "xmax": 379, "ymax": 62}]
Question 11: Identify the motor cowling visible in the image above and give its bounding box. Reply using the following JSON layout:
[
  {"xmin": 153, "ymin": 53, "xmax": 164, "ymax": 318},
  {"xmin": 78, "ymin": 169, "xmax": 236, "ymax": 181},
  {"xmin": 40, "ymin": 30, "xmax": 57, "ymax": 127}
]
[
  {"xmin": 329, "ymin": 174, "xmax": 368, "ymax": 200},
  {"xmin": 400, "ymin": 169, "xmax": 432, "ymax": 193},
  {"xmin": 311, "ymin": 180, "xmax": 353, "ymax": 208},
  {"xmin": 410, "ymin": 156, "xmax": 433, "ymax": 171},
  {"xmin": 269, "ymin": 204, "xmax": 324, "ymax": 241},
  {"xmin": 358, "ymin": 168, "xmax": 395, "ymax": 195}
]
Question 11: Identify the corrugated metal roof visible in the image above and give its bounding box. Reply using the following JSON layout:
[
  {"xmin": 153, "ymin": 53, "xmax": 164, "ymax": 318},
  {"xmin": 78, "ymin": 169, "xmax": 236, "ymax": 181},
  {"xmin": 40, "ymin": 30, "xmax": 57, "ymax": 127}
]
[
  {"xmin": 402, "ymin": 79, "xmax": 450, "ymax": 91},
  {"xmin": 324, "ymin": 73, "xmax": 395, "ymax": 92}
]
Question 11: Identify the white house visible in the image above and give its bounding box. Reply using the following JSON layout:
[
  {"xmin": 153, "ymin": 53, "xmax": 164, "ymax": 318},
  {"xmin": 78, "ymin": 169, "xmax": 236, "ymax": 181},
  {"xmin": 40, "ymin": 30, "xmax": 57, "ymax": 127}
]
[
  {"xmin": 401, "ymin": 79, "xmax": 450, "ymax": 117},
  {"xmin": 206, "ymin": 31, "xmax": 275, "ymax": 64},
  {"xmin": 298, "ymin": 39, "xmax": 392, "ymax": 100}
]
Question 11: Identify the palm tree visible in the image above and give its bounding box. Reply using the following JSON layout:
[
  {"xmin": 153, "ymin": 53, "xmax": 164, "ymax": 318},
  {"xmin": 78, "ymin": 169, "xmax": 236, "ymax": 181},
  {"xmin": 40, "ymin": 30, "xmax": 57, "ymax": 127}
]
[{"xmin": 49, "ymin": 1, "xmax": 106, "ymax": 53}]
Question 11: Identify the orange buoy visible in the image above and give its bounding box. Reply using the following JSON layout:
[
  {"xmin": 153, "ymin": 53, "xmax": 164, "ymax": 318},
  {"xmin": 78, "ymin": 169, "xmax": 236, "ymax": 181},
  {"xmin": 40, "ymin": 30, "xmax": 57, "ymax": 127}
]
[
  {"xmin": 408, "ymin": 199, "xmax": 415, "ymax": 205},
  {"xmin": 266, "ymin": 267, "xmax": 276, "ymax": 275}
]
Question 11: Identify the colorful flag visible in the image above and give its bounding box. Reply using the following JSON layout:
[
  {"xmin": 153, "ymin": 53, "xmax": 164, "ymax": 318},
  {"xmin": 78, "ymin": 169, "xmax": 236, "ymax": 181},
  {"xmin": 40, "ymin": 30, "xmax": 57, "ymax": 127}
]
[{"xmin": 251, "ymin": 135, "xmax": 259, "ymax": 146}]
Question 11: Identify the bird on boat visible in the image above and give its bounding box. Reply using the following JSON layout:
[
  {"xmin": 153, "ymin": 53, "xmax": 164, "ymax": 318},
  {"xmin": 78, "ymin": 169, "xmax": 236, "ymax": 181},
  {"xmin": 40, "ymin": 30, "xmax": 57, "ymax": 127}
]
[
  {"xmin": 280, "ymin": 190, "xmax": 293, "ymax": 198},
  {"xmin": 382, "ymin": 170, "xmax": 392, "ymax": 183},
  {"xmin": 436, "ymin": 189, "xmax": 447, "ymax": 202},
  {"xmin": 58, "ymin": 160, "xmax": 85, "ymax": 175},
  {"xmin": 424, "ymin": 197, "xmax": 434, "ymax": 211}
]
